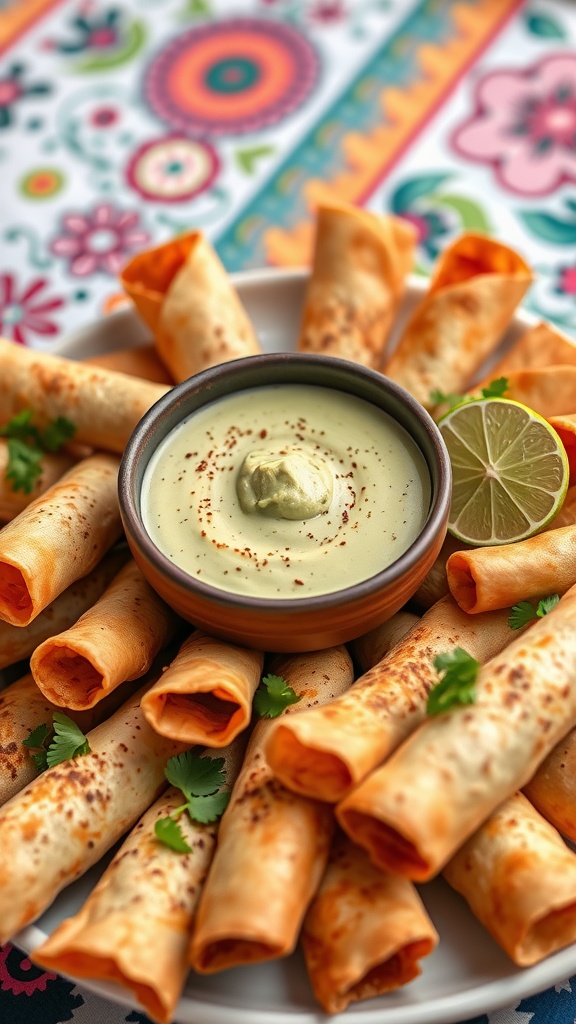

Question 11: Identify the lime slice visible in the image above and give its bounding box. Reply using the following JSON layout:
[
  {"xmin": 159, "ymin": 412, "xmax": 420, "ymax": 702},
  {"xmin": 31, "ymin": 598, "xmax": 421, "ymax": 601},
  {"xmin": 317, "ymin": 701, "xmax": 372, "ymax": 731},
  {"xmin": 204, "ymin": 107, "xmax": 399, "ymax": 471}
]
[{"xmin": 438, "ymin": 397, "xmax": 569, "ymax": 546}]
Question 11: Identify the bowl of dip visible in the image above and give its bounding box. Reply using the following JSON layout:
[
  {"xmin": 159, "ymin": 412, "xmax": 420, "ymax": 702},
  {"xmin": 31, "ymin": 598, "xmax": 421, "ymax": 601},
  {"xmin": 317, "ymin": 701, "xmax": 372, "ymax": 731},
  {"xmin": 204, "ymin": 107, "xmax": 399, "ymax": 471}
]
[{"xmin": 119, "ymin": 350, "xmax": 451, "ymax": 652}]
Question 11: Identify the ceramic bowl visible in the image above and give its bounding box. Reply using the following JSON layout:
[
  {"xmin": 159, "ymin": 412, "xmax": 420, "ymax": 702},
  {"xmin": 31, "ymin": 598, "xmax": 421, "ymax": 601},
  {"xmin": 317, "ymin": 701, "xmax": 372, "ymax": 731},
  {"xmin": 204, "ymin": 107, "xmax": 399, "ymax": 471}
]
[{"xmin": 118, "ymin": 349, "xmax": 451, "ymax": 652}]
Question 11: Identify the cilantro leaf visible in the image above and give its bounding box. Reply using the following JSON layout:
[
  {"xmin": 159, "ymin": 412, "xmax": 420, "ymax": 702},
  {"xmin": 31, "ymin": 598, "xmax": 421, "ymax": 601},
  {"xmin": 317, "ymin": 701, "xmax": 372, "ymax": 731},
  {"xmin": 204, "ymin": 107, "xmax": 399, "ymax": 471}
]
[
  {"xmin": 0, "ymin": 409, "xmax": 41, "ymax": 444},
  {"xmin": 429, "ymin": 388, "xmax": 464, "ymax": 409},
  {"xmin": 23, "ymin": 722, "xmax": 51, "ymax": 749},
  {"xmin": 45, "ymin": 712, "xmax": 91, "ymax": 768},
  {"xmin": 32, "ymin": 749, "xmax": 49, "ymax": 772},
  {"xmin": 509, "ymin": 593, "xmax": 560, "ymax": 629},
  {"xmin": 253, "ymin": 673, "xmax": 301, "ymax": 718},
  {"xmin": 5, "ymin": 437, "xmax": 43, "ymax": 493},
  {"xmin": 165, "ymin": 751, "xmax": 226, "ymax": 801},
  {"xmin": 480, "ymin": 376, "xmax": 509, "ymax": 398},
  {"xmin": 427, "ymin": 648, "xmax": 479, "ymax": 716},
  {"xmin": 188, "ymin": 790, "xmax": 231, "ymax": 824},
  {"xmin": 154, "ymin": 816, "xmax": 192, "ymax": 853},
  {"xmin": 41, "ymin": 416, "xmax": 76, "ymax": 452}
]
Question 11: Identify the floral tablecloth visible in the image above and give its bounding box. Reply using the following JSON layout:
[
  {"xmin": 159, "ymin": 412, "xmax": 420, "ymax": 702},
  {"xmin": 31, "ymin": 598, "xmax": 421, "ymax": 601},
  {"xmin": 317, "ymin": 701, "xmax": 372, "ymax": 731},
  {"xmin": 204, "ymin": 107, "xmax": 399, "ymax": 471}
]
[{"xmin": 2, "ymin": 0, "xmax": 576, "ymax": 1022}]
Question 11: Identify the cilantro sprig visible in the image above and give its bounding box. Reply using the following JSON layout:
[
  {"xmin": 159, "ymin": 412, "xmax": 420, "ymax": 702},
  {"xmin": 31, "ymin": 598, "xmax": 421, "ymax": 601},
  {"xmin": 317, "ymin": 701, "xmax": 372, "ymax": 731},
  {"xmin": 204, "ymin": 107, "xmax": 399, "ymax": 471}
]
[
  {"xmin": 154, "ymin": 751, "xmax": 231, "ymax": 854},
  {"xmin": 23, "ymin": 712, "xmax": 91, "ymax": 772},
  {"xmin": 426, "ymin": 648, "xmax": 479, "ymax": 716},
  {"xmin": 429, "ymin": 377, "xmax": 509, "ymax": 413},
  {"xmin": 508, "ymin": 594, "xmax": 560, "ymax": 630},
  {"xmin": 0, "ymin": 409, "xmax": 76, "ymax": 493},
  {"xmin": 253, "ymin": 673, "xmax": 301, "ymax": 718}
]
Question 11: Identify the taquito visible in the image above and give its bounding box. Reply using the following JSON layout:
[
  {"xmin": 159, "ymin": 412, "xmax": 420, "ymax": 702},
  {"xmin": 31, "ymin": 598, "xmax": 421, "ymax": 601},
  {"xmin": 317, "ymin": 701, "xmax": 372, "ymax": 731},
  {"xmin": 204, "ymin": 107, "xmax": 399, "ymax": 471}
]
[
  {"xmin": 140, "ymin": 630, "xmax": 264, "ymax": 746},
  {"xmin": 475, "ymin": 320, "xmax": 576, "ymax": 388},
  {"xmin": 337, "ymin": 583, "xmax": 576, "ymax": 881},
  {"xmin": 0, "ymin": 546, "xmax": 127, "ymax": 672},
  {"xmin": 383, "ymin": 233, "xmax": 532, "ymax": 409},
  {"xmin": 503, "ymin": 365, "xmax": 576, "ymax": 418},
  {"xmin": 0, "ymin": 453, "xmax": 123, "ymax": 626},
  {"xmin": 32, "ymin": 736, "xmax": 247, "ymax": 1024},
  {"xmin": 443, "ymin": 791, "xmax": 576, "ymax": 966},
  {"xmin": 264, "ymin": 595, "xmax": 515, "ymax": 803},
  {"xmin": 0, "ymin": 439, "xmax": 75, "ymax": 521},
  {"xmin": 348, "ymin": 609, "xmax": 420, "ymax": 674},
  {"xmin": 0, "ymin": 686, "xmax": 185, "ymax": 944},
  {"xmin": 446, "ymin": 523, "xmax": 576, "ymax": 614},
  {"xmin": 85, "ymin": 343, "xmax": 173, "ymax": 384},
  {"xmin": 0, "ymin": 337, "xmax": 168, "ymax": 453},
  {"xmin": 297, "ymin": 201, "xmax": 415, "ymax": 368},
  {"xmin": 120, "ymin": 232, "xmax": 261, "ymax": 381},
  {"xmin": 302, "ymin": 829, "xmax": 438, "ymax": 1014},
  {"xmin": 189, "ymin": 645, "xmax": 353, "ymax": 973},
  {"xmin": 523, "ymin": 725, "xmax": 576, "ymax": 842},
  {"xmin": 31, "ymin": 559, "xmax": 180, "ymax": 709}
]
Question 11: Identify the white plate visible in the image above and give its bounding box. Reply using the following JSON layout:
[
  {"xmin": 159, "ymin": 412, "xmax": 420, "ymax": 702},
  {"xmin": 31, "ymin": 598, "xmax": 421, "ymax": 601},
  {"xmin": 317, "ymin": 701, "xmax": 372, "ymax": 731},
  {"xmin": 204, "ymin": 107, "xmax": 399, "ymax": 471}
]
[{"xmin": 14, "ymin": 268, "xmax": 575, "ymax": 1024}]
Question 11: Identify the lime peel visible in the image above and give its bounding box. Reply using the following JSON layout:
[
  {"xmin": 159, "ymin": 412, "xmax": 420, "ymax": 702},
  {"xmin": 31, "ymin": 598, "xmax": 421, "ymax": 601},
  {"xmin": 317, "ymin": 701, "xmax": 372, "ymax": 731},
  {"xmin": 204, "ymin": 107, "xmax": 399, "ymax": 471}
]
[{"xmin": 438, "ymin": 397, "xmax": 569, "ymax": 547}]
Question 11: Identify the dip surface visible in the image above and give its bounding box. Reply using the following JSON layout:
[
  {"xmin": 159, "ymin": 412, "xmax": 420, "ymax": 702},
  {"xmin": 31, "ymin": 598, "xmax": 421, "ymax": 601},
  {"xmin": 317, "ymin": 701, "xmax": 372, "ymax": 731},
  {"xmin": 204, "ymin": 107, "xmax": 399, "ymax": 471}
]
[{"xmin": 141, "ymin": 384, "xmax": 431, "ymax": 599}]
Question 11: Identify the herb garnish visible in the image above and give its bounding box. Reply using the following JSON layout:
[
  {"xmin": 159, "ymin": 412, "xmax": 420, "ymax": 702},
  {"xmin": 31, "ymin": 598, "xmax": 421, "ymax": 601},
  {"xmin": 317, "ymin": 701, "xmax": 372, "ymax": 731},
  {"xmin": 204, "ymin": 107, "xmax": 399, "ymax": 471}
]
[
  {"xmin": 253, "ymin": 673, "xmax": 301, "ymax": 718},
  {"xmin": 0, "ymin": 409, "xmax": 76, "ymax": 493},
  {"xmin": 429, "ymin": 377, "xmax": 509, "ymax": 412},
  {"xmin": 508, "ymin": 594, "xmax": 560, "ymax": 630},
  {"xmin": 154, "ymin": 751, "xmax": 231, "ymax": 853},
  {"xmin": 426, "ymin": 648, "xmax": 480, "ymax": 716},
  {"xmin": 23, "ymin": 712, "xmax": 91, "ymax": 772}
]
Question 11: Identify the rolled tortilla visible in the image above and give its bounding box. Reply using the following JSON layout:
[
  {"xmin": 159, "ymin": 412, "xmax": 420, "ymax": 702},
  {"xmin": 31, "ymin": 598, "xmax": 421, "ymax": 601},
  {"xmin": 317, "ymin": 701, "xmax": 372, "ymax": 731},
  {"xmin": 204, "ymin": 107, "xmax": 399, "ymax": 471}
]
[
  {"xmin": 383, "ymin": 233, "xmax": 532, "ymax": 409},
  {"xmin": 503, "ymin": 365, "xmax": 576, "ymax": 418},
  {"xmin": 30, "ymin": 559, "xmax": 180, "ymax": 710},
  {"xmin": 523, "ymin": 725, "xmax": 576, "ymax": 842},
  {"xmin": 0, "ymin": 453, "xmax": 123, "ymax": 626},
  {"xmin": 348, "ymin": 610, "xmax": 420, "ymax": 674},
  {"xmin": 446, "ymin": 524, "xmax": 576, "ymax": 614},
  {"xmin": 475, "ymin": 321, "xmax": 576, "ymax": 388},
  {"xmin": 443, "ymin": 791, "xmax": 576, "ymax": 967},
  {"xmin": 337, "ymin": 583, "xmax": 576, "ymax": 881},
  {"xmin": 302, "ymin": 829, "xmax": 438, "ymax": 1014},
  {"xmin": 188, "ymin": 645, "xmax": 353, "ymax": 973},
  {"xmin": 0, "ymin": 686, "xmax": 185, "ymax": 944},
  {"xmin": 32, "ymin": 735, "xmax": 247, "ymax": 1024},
  {"xmin": 0, "ymin": 337, "xmax": 168, "ymax": 453},
  {"xmin": 264, "ymin": 595, "xmax": 515, "ymax": 803},
  {"xmin": 0, "ymin": 546, "xmax": 128, "ymax": 672},
  {"xmin": 120, "ymin": 232, "xmax": 261, "ymax": 381},
  {"xmin": 140, "ymin": 631, "xmax": 264, "ymax": 746},
  {"xmin": 297, "ymin": 201, "xmax": 415, "ymax": 368},
  {"xmin": 0, "ymin": 439, "xmax": 76, "ymax": 522},
  {"xmin": 85, "ymin": 344, "xmax": 173, "ymax": 384}
]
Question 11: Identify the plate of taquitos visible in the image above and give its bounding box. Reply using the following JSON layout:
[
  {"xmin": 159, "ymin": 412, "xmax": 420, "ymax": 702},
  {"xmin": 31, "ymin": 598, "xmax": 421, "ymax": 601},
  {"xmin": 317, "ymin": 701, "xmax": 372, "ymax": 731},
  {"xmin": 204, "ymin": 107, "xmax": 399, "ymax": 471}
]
[{"xmin": 4, "ymin": 212, "xmax": 576, "ymax": 1024}]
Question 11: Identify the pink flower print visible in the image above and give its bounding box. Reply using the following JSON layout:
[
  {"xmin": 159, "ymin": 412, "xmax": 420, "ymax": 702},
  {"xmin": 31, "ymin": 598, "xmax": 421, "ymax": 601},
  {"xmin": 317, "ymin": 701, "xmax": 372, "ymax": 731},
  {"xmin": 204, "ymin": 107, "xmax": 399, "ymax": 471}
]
[
  {"xmin": 0, "ymin": 274, "xmax": 64, "ymax": 345},
  {"xmin": 453, "ymin": 54, "xmax": 576, "ymax": 196},
  {"xmin": 0, "ymin": 945, "xmax": 57, "ymax": 995},
  {"xmin": 50, "ymin": 203, "xmax": 150, "ymax": 277}
]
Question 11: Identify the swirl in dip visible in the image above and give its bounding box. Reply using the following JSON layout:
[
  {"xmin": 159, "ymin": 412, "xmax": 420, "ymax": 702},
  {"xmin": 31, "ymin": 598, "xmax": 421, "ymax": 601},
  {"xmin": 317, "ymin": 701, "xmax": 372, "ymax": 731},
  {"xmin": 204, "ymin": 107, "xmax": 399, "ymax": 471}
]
[{"xmin": 140, "ymin": 383, "xmax": 431, "ymax": 599}]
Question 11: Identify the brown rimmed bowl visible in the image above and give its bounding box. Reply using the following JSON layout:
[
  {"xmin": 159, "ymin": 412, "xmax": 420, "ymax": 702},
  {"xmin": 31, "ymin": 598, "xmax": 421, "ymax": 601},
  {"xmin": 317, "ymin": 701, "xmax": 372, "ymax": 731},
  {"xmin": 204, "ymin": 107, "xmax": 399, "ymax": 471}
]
[{"xmin": 118, "ymin": 350, "xmax": 451, "ymax": 652}]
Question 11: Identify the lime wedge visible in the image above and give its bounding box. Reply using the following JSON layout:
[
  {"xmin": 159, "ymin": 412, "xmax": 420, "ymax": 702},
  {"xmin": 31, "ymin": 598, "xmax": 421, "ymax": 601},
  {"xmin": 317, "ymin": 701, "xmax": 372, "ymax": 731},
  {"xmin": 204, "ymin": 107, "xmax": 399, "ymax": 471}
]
[{"xmin": 438, "ymin": 398, "xmax": 569, "ymax": 546}]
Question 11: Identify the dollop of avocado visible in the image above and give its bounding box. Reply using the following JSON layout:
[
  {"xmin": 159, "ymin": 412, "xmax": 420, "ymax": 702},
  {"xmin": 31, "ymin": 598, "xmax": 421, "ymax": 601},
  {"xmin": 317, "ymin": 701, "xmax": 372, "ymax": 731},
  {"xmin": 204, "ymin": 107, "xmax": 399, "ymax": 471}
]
[{"xmin": 237, "ymin": 446, "xmax": 333, "ymax": 521}]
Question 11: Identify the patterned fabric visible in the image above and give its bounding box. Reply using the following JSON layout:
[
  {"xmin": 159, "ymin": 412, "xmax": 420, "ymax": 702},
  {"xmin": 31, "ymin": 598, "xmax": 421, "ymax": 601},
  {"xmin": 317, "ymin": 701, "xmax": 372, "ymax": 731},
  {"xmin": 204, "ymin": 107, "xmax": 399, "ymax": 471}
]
[{"xmin": 1, "ymin": 0, "xmax": 576, "ymax": 1022}]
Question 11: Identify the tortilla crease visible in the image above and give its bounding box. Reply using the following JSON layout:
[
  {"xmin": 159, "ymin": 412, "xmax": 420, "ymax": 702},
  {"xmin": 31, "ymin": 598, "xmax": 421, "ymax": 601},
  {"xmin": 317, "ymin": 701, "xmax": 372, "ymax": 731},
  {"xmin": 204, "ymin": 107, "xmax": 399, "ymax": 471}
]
[
  {"xmin": 524, "ymin": 724, "xmax": 576, "ymax": 842},
  {"xmin": 446, "ymin": 524, "xmax": 576, "ymax": 614},
  {"xmin": 475, "ymin": 321, "xmax": 576, "ymax": 388},
  {"xmin": 188, "ymin": 645, "xmax": 354, "ymax": 973},
  {"xmin": 140, "ymin": 630, "xmax": 264, "ymax": 746},
  {"xmin": 383, "ymin": 233, "xmax": 532, "ymax": 409},
  {"xmin": 0, "ymin": 453, "xmax": 123, "ymax": 627},
  {"xmin": 120, "ymin": 232, "xmax": 261, "ymax": 381},
  {"xmin": 302, "ymin": 828, "xmax": 438, "ymax": 1015},
  {"xmin": 0, "ymin": 687, "xmax": 186, "ymax": 944},
  {"xmin": 503, "ymin": 365, "xmax": 576, "ymax": 418},
  {"xmin": 0, "ymin": 547, "xmax": 128, "ymax": 672},
  {"xmin": 0, "ymin": 337, "xmax": 169, "ymax": 452},
  {"xmin": 443, "ymin": 792, "xmax": 576, "ymax": 966},
  {"xmin": 32, "ymin": 736, "xmax": 247, "ymax": 1024},
  {"xmin": 0, "ymin": 438, "xmax": 76, "ymax": 522},
  {"xmin": 30, "ymin": 559, "xmax": 180, "ymax": 710},
  {"xmin": 336, "ymin": 584, "xmax": 576, "ymax": 881},
  {"xmin": 264, "ymin": 595, "xmax": 515, "ymax": 804},
  {"xmin": 297, "ymin": 201, "xmax": 415, "ymax": 368}
]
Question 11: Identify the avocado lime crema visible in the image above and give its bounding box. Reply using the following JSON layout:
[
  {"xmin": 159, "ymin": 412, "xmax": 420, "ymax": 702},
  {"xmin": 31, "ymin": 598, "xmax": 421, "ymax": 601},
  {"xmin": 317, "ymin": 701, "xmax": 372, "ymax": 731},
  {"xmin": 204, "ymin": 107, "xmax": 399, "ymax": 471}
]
[{"xmin": 140, "ymin": 384, "xmax": 431, "ymax": 599}]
